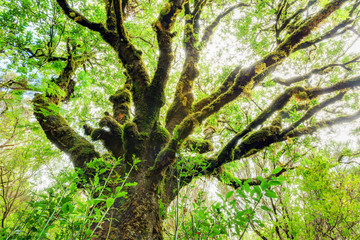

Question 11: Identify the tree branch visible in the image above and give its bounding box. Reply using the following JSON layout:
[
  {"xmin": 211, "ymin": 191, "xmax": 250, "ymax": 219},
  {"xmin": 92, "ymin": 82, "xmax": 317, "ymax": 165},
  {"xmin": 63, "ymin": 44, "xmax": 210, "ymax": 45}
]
[
  {"xmin": 33, "ymin": 94, "xmax": 100, "ymax": 170},
  {"xmin": 113, "ymin": 0, "xmax": 128, "ymax": 40},
  {"xmin": 275, "ymin": 0, "xmax": 317, "ymax": 44},
  {"xmin": 294, "ymin": 18, "xmax": 355, "ymax": 52},
  {"xmin": 272, "ymin": 56, "xmax": 360, "ymax": 86},
  {"xmin": 284, "ymin": 110, "xmax": 360, "ymax": 140},
  {"xmin": 165, "ymin": 1, "xmax": 204, "ymax": 133},
  {"xmin": 32, "ymin": 45, "xmax": 99, "ymax": 173},
  {"xmin": 194, "ymin": 0, "xmax": 350, "ymax": 121},
  {"xmin": 217, "ymin": 167, "xmax": 294, "ymax": 190},
  {"xmin": 56, "ymin": 0, "xmax": 152, "ymax": 130},
  {"xmin": 166, "ymin": 2, "xmax": 250, "ymax": 133},
  {"xmin": 56, "ymin": 0, "xmax": 107, "ymax": 33},
  {"xmin": 104, "ymin": 0, "xmax": 116, "ymax": 31},
  {"xmin": 200, "ymin": 2, "xmax": 250, "ymax": 50},
  {"xmin": 148, "ymin": 0, "xmax": 187, "ymax": 128}
]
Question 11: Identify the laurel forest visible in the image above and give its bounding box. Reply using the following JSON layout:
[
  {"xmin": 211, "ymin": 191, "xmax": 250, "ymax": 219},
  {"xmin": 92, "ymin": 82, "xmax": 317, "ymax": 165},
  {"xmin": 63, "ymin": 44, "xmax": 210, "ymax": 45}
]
[{"xmin": 1, "ymin": 0, "xmax": 360, "ymax": 239}]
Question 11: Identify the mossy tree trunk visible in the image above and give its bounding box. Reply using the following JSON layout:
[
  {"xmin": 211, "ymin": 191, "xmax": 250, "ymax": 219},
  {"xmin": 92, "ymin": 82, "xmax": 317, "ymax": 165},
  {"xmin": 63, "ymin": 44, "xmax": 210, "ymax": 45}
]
[{"xmin": 30, "ymin": 0, "xmax": 360, "ymax": 239}]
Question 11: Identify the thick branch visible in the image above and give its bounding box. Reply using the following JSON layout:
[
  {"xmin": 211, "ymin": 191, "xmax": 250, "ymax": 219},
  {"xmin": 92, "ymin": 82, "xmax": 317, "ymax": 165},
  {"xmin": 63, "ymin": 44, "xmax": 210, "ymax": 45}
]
[
  {"xmin": 165, "ymin": 1, "xmax": 204, "ymax": 133},
  {"xmin": 110, "ymin": 79, "xmax": 132, "ymax": 124},
  {"xmin": 84, "ymin": 116, "xmax": 124, "ymax": 158},
  {"xmin": 33, "ymin": 95, "xmax": 99, "ymax": 169},
  {"xmin": 104, "ymin": 0, "xmax": 116, "ymax": 31},
  {"xmin": 166, "ymin": 2, "xmax": 249, "ymax": 133},
  {"xmin": 294, "ymin": 18, "xmax": 355, "ymax": 52},
  {"xmin": 148, "ymin": 0, "xmax": 187, "ymax": 127},
  {"xmin": 233, "ymin": 77, "xmax": 360, "ymax": 160},
  {"xmin": 56, "ymin": 0, "xmax": 151, "ymax": 130},
  {"xmin": 193, "ymin": 65, "xmax": 241, "ymax": 112},
  {"xmin": 32, "ymin": 45, "xmax": 99, "ymax": 173},
  {"xmin": 189, "ymin": 75, "xmax": 360, "ymax": 179},
  {"xmin": 113, "ymin": 0, "xmax": 128, "ymax": 40}
]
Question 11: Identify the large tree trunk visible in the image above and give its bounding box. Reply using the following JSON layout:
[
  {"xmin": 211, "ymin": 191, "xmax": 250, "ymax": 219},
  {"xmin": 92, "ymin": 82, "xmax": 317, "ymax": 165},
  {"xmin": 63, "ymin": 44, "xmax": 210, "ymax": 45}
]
[{"xmin": 94, "ymin": 179, "xmax": 164, "ymax": 240}]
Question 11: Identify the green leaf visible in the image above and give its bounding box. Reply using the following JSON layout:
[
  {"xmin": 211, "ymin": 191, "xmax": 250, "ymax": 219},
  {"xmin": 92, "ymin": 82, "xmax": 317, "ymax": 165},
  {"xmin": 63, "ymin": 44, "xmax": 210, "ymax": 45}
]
[
  {"xmin": 271, "ymin": 166, "xmax": 283, "ymax": 175},
  {"xmin": 124, "ymin": 182, "xmax": 138, "ymax": 187},
  {"xmin": 268, "ymin": 180, "xmax": 282, "ymax": 186},
  {"xmin": 260, "ymin": 205, "xmax": 272, "ymax": 211},
  {"xmin": 116, "ymin": 191, "xmax": 127, "ymax": 198},
  {"xmin": 61, "ymin": 202, "xmax": 74, "ymax": 214},
  {"xmin": 244, "ymin": 181, "xmax": 250, "ymax": 193},
  {"xmin": 226, "ymin": 190, "xmax": 234, "ymax": 199},
  {"xmin": 85, "ymin": 229, "xmax": 93, "ymax": 236},
  {"xmin": 106, "ymin": 197, "xmax": 114, "ymax": 209},
  {"xmin": 265, "ymin": 189, "xmax": 278, "ymax": 198}
]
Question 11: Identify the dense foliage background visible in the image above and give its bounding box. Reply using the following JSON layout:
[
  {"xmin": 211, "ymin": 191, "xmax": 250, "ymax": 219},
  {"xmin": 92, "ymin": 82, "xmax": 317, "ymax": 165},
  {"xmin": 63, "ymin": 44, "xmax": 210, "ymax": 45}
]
[{"xmin": 1, "ymin": 0, "xmax": 360, "ymax": 239}]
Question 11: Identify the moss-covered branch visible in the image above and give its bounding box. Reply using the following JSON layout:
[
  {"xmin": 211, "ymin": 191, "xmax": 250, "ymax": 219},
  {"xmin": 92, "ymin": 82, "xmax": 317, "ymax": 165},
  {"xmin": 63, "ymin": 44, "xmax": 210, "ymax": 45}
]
[
  {"xmin": 84, "ymin": 115, "xmax": 124, "ymax": 158},
  {"xmin": 185, "ymin": 138, "xmax": 214, "ymax": 154},
  {"xmin": 104, "ymin": 0, "xmax": 116, "ymax": 31},
  {"xmin": 166, "ymin": 2, "xmax": 250, "ymax": 133},
  {"xmin": 147, "ymin": 0, "xmax": 187, "ymax": 130},
  {"xmin": 282, "ymin": 92, "xmax": 346, "ymax": 134},
  {"xmin": 234, "ymin": 110, "xmax": 360, "ymax": 160},
  {"xmin": 194, "ymin": 0, "xmax": 347, "ymax": 120},
  {"xmin": 294, "ymin": 18, "xmax": 355, "ymax": 52},
  {"xmin": 33, "ymin": 95, "xmax": 99, "ymax": 170},
  {"xmin": 275, "ymin": 0, "xmax": 317, "ymax": 44},
  {"xmin": 110, "ymin": 80, "xmax": 132, "ymax": 124},
  {"xmin": 194, "ymin": 0, "xmax": 349, "ymax": 122},
  {"xmin": 57, "ymin": 0, "xmax": 151, "ymax": 131},
  {"xmin": 165, "ymin": 1, "xmax": 204, "ymax": 133},
  {"xmin": 32, "ymin": 43, "xmax": 100, "ymax": 175},
  {"xmin": 113, "ymin": 0, "xmax": 128, "ymax": 41},
  {"xmin": 193, "ymin": 65, "xmax": 242, "ymax": 112}
]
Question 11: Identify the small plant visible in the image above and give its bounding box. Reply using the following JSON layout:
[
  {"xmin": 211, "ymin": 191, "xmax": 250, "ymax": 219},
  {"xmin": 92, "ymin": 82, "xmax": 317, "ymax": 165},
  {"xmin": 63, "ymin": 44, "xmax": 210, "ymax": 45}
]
[
  {"xmin": 165, "ymin": 173, "xmax": 283, "ymax": 240},
  {"xmin": 2, "ymin": 156, "xmax": 138, "ymax": 240}
]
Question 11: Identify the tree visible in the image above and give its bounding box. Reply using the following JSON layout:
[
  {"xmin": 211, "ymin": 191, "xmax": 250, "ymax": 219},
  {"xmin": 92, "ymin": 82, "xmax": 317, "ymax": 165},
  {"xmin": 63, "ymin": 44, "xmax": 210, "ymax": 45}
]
[{"xmin": 1, "ymin": 0, "xmax": 360, "ymax": 239}]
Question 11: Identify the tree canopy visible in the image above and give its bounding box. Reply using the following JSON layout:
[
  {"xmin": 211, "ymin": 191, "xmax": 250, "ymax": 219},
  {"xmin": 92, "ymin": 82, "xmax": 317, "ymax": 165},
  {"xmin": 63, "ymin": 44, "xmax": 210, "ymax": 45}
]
[{"xmin": 1, "ymin": 0, "xmax": 360, "ymax": 239}]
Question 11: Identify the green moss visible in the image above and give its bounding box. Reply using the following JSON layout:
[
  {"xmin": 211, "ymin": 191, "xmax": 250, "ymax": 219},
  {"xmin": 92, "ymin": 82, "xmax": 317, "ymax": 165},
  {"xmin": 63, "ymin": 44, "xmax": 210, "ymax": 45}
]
[
  {"xmin": 90, "ymin": 128, "xmax": 108, "ymax": 141},
  {"xmin": 160, "ymin": 2, "xmax": 172, "ymax": 16},
  {"xmin": 99, "ymin": 116, "xmax": 122, "ymax": 136},
  {"xmin": 151, "ymin": 124, "xmax": 170, "ymax": 145},
  {"xmin": 123, "ymin": 122, "xmax": 143, "ymax": 154},
  {"xmin": 184, "ymin": 23, "xmax": 193, "ymax": 33},
  {"xmin": 242, "ymin": 127, "xmax": 273, "ymax": 146},
  {"xmin": 246, "ymin": 148, "xmax": 258, "ymax": 156},
  {"xmin": 271, "ymin": 115, "xmax": 282, "ymax": 132},
  {"xmin": 220, "ymin": 171, "xmax": 238, "ymax": 185},
  {"xmin": 69, "ymin": 139, "xmax": 99, "ymax": 169},
  {"xmin": 186, "ymin": 139, "xmax": 214, "ymax": 153},
  {"xmin": 110, "ymin": 89, "xmax": 131, "ymax": 104},
  {"xmin": 295, "ymin": 91, "xmax": 309, "ymax": 101}
]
